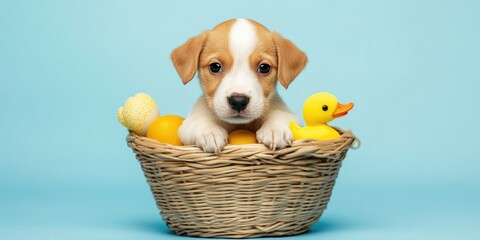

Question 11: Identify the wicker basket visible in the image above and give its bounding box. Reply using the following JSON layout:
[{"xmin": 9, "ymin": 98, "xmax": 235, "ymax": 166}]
[{"xmin": 127, "ymin": 128, "xmax": 356, "ymax": 238}]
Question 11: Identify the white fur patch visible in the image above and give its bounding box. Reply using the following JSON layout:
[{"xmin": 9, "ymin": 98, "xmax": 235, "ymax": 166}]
[
  {"xmin": 213, "ymin": 18, "xmax": 264, "ymax": 124},
  {"xmin": 229, "ymin": 18, "xmax": 257, "ymax": 67}
]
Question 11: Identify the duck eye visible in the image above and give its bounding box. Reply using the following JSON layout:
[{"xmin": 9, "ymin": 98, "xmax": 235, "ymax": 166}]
[
  {"xmin": 209, "ymin": 63, "xmax": 222, "ymax": 73},
  {"xmin": 322, "ymin": 105, "xmax": 328, "ymax": 111},
  {"xmin": 258, "ymin": 63, "xmax": 270, "ymax": 74}
]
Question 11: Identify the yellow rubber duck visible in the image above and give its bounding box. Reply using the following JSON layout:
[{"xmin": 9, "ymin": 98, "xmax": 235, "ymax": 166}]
[{"xmin": 290, "ymin": 92, "xmax": 354, "ymax": 140}]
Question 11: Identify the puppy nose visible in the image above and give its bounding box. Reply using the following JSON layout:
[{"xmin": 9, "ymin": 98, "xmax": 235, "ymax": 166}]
[{"xmin": 228, "ymin": 95, "xmax": 250, "ymax": 112}]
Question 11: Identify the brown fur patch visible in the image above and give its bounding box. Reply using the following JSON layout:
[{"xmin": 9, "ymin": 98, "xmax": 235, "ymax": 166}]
[
  {"xmin": 171, "ymin": 31, "xmax": 209, "ymax": 84},
  {"xmin": 198, "ymin": 20, "xmax": 235, "ymax": 94},
  {"xmin": 271, "ymin": 32, "xmax": 308, "ymax": 88},
  {"xmin": 249, "ymin": 20, "xmax": 278, "ymax": 98}
]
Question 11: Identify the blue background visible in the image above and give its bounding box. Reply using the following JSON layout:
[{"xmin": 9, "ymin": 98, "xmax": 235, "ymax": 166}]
[{"xmin": 1, "ymin": 0, "xmax": 479, "ymax": 239}]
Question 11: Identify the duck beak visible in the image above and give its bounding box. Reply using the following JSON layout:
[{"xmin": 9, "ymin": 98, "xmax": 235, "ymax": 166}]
[{"xmin": 332, "ymin": 102, "xmax": 354, "ymax": 118}]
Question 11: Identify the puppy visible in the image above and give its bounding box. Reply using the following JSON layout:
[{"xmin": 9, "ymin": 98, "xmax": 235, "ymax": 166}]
[{"xmin": 171, "ymin": 18, "xmax": 307, "ymax": 153}]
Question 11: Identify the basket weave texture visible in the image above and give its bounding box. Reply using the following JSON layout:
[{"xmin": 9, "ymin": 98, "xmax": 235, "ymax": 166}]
[{"xmin": 127, "ymin": 128, "xmax": 356, "ymax": 238}]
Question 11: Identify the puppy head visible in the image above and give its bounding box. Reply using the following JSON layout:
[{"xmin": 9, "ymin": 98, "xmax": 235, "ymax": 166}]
[{"xmin": 171, "ymin": 19, "xmax": 307, "ymax": 124}]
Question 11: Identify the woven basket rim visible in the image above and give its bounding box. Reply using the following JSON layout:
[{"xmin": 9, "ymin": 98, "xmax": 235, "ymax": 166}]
[{"xmin": 127, "ymin": 127, "xmax": 356, "ymax": 161}]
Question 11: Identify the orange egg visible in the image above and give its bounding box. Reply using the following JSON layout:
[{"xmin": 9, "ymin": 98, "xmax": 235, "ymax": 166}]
[
  {"xmin": 146, "ymin": 115, "xmax": 184, "ymax": 146},
  {"xmin": 228, "ymin": 130, "xmax": 257, "ymax": 145}
]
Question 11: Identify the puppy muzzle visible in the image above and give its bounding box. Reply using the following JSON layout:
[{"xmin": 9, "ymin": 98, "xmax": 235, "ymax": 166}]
[{"xmin": 228, "ymin": 95, "xmax": 250, "ymax": 112}]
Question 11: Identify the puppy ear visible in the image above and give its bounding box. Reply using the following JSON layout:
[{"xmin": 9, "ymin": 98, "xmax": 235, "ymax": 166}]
[
  {"xmin": 171, "ymin": 31, "xmax": 209, "ymax": 84},
  {"xmin": 272, "ymin": 32, "xmax": 308, "ymax": 88}
]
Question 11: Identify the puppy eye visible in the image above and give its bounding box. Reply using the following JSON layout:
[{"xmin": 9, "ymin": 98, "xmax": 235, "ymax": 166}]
[
  {"xmin": 209, "ymin": 63, "xmax": 222, "ymax": 73},
  {"xmin": 322, "ymin": 105, "xmax": 328, "ymax": 111},
  {"xmin": 258, "ymin": 63, "xmax": 270, "ymax": 74}
]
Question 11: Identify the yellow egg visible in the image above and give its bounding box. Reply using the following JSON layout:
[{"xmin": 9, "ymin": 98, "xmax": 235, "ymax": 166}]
[
  {"xmin": 117, "ymin": 93, "xmax": 160, "ymax": 136},
  {"xmin": 228, "ymin": 130, "xmax": 257, "ymax": 145},
  {"xmin": 146, "ymin": 115, "xmax": 184, "ymax": 146}
]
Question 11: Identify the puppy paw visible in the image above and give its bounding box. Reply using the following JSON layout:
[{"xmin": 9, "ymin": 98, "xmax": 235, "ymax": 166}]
[
  {"xmin": 256, "ymin": 125, "xmax": 293, "ymax": 151},
  {"xmin": 194, "ymin": 126, "xmax": 228, "ymax": 154}
]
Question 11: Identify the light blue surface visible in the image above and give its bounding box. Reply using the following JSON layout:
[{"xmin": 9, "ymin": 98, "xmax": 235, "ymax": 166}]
[{"xmin": 1, "ymin": 0, "xmax": 479, "ymax": 239}]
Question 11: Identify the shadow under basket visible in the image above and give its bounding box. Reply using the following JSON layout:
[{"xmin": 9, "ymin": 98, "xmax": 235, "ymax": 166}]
[{"xmin": 126, "ymin": 128, "xmax": 357, "ymax": 238}]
